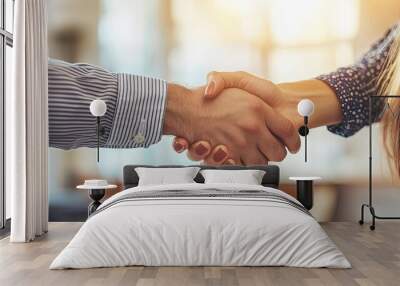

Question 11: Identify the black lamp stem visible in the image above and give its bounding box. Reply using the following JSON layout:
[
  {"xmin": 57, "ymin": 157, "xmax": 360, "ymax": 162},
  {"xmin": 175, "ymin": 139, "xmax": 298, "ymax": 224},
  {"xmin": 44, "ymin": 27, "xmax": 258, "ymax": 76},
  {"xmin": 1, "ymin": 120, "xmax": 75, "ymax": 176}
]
[
  {"xmin": 305, "ymin": 132, "xmax": 307, "ymax": 162},
  {"xmin": 97, "ymin": 117, "xmax": 100, "ymax": 162},
  {"xmin": 304, "ymin": 116, "xmax": 308, "ymax": 162}
]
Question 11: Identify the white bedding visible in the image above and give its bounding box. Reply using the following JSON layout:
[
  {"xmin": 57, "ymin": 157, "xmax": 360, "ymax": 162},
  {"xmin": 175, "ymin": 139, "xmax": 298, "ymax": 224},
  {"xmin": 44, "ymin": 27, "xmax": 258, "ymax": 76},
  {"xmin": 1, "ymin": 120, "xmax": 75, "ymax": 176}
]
[{"xmin": 50, "ymin": 183, "xmax": 350, "ymax": 269}]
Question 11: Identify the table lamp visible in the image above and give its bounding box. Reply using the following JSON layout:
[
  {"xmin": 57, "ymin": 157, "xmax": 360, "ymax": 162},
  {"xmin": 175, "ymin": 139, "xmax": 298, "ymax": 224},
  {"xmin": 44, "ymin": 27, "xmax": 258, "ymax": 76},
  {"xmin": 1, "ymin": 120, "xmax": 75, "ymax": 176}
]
[
  {"xmin": 297, "ymin": 99, "xmax": 314, "ymax": 162},
  {"xmin": 90, "ymin": 99, "xmax": 107, "ymax": 162}
]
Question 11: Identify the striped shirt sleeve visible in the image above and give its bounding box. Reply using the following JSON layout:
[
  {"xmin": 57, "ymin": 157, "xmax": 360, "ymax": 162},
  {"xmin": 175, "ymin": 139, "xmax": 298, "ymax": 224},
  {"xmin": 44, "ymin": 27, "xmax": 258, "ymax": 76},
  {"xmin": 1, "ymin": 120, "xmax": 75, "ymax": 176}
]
[{"xmin": 48, "ymin": 59, "xmax": 167, "ymax": 149}]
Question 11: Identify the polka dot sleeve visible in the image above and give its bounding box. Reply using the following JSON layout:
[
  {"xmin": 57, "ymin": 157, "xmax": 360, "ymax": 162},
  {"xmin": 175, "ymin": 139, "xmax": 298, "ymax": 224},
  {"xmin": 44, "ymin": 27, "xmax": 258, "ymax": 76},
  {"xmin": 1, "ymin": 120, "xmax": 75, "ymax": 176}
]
[{"xmin": 317, "ymin": 24, "xmax": 398, "ymax": 137}]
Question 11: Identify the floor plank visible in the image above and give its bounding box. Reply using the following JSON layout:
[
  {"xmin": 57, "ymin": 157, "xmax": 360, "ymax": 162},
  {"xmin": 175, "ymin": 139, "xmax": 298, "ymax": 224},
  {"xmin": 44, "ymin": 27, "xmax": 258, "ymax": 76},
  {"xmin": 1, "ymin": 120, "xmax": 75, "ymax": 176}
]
[{"xmin": 0, "ymin": 222, "xmax": 399, "ymax": 286}]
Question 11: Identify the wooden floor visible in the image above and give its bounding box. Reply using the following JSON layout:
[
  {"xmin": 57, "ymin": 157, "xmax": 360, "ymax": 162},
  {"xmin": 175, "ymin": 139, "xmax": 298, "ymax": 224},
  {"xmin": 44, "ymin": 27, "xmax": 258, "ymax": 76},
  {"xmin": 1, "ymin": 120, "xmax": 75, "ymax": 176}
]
[{"xmin": 0, "ymin": 222, "xmax": 399, "ymax": 286}]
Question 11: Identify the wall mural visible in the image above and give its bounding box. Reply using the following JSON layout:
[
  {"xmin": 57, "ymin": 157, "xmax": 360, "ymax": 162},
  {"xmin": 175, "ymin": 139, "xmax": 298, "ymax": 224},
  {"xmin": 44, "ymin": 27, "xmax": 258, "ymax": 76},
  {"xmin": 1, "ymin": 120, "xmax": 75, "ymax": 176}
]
[{"xmin": 47, "ymin": 0, "xmax": 400, "ymax": 222}]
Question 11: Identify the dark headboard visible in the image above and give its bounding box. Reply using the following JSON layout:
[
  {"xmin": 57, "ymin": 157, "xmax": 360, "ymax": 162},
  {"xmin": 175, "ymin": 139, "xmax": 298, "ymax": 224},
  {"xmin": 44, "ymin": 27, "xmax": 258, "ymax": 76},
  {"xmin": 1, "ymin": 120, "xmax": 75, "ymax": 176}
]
[{"xmin": 123, "ymin": 165, "xmax": 280, "ymax": 189}]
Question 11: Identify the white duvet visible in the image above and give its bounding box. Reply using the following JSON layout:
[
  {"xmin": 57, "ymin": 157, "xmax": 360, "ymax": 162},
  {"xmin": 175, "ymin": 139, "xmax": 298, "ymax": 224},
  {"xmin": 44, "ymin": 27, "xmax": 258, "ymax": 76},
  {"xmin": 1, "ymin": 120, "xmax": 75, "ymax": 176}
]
[{"xmin": 50, "ymin": 183, "xmax": 350, "ymax": 269}]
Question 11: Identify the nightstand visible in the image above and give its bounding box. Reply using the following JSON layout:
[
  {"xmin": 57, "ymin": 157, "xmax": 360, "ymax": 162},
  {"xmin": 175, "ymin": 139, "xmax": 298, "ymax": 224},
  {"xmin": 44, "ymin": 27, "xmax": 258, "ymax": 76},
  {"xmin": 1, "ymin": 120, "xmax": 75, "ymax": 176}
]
[
  {"xmin": 77, "ymin": 180, "xmax": 117, "ymax": 216},
  {"xmin": 289, "ymin": 177, "xmax": 321, "ymax": 210}
]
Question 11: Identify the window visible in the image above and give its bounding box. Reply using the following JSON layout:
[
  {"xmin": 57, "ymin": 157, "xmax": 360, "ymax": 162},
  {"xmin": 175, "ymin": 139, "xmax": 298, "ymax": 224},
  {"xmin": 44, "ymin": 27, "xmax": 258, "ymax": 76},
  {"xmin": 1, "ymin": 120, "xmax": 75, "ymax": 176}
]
[{"xmin": 0, "ymin": 0, "xmax": 13, "ymax": 231}]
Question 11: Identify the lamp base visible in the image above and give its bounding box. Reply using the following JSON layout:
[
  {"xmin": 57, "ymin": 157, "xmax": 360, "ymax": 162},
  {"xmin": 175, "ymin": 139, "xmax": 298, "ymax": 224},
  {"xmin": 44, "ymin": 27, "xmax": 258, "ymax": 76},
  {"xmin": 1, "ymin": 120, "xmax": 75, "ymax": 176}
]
[
  {"xmin": 88, "ymin": 189, "xmax": 105, "ymax": 216},
  {"xmin": 298, "ymin": 126, "xmax": 309, "ymax": 136}
]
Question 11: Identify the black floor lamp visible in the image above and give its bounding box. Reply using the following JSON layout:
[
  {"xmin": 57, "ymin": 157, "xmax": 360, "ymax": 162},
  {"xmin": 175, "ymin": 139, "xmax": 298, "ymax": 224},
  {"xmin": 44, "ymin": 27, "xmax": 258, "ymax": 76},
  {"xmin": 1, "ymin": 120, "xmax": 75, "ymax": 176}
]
[{"xmin": 359, "ymin": 95, "xmax": 400, "ymax": 230}]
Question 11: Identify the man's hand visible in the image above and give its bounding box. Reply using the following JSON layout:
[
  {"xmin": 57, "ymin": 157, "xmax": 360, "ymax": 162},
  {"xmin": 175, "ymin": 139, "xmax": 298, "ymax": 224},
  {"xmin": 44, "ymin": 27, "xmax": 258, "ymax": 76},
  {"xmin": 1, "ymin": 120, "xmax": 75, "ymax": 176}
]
[
  {"xmin": 164, "ymin": 82, "xmax": 300, "ymax": 165},
  {"xmin": 171, "ymin": 72, "xmax": 301, "ymax": 165},
  {"xmin": 172, "ymin": 71, "xmax": 342, "ymax": 165}
]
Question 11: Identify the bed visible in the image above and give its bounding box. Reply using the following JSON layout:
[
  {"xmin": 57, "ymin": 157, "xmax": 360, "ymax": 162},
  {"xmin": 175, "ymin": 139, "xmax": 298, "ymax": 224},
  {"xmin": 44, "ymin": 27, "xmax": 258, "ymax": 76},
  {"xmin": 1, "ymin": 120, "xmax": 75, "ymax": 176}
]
[{"xmin": 50, "ymin": 165, "xmax": 350, "ymax": 269}]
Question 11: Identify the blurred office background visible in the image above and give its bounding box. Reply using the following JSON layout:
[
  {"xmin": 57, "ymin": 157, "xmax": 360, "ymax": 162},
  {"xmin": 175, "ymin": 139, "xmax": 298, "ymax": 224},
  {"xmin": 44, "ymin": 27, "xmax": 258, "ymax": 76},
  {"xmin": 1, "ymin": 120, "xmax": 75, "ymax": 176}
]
[{"xmin": 45, "ymin": 0, "xmax": 400, "ymax": 221}]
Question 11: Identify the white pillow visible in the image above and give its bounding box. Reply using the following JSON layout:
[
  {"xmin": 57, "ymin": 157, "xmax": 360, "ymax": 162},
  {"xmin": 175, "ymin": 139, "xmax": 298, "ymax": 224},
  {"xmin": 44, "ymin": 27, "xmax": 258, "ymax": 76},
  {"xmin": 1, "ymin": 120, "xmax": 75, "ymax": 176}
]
[
  {"xmin": 200, "ymin": 169, "xmax": 266, "ymax": 185},
  {"xmin": 135, "ymin": 167, "xmax": 200, "ymax": 186}
]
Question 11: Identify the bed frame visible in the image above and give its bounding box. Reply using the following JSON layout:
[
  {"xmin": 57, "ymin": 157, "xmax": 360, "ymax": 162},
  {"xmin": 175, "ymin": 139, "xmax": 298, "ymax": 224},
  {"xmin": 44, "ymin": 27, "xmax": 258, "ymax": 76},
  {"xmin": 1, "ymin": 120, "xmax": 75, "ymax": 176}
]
[{"xmin": 123, "ymin": 165, "xmax": 280, "ymax": 189}]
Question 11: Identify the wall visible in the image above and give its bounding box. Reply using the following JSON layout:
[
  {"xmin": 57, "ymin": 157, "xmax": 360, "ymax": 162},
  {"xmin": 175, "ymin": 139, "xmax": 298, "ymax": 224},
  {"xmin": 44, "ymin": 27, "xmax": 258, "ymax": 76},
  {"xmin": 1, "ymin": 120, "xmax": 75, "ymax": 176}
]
[{"xmin": 47, "ymin": 0, "xmax": 400, "ymax": 222}]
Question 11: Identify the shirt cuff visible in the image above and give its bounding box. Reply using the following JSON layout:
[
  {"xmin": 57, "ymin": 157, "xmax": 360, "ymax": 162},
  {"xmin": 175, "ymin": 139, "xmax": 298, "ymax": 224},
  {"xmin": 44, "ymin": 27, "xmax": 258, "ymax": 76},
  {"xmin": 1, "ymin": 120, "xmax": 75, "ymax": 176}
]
[
  {"xmin": 317, "ymin": 71, "xmax": 370, "ymax": 138},
  {"xmin": 106, "ymin": 74, "xmax": 167, "ymax": 148}
]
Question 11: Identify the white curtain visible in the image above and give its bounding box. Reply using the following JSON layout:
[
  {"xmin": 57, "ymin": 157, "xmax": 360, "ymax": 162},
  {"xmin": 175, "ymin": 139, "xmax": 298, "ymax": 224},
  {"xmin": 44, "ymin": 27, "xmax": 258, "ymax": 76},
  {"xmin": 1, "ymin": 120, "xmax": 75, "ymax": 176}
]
[{"xmin": 8, "ymin": 0, "xmax": 48, "ymax": 242}]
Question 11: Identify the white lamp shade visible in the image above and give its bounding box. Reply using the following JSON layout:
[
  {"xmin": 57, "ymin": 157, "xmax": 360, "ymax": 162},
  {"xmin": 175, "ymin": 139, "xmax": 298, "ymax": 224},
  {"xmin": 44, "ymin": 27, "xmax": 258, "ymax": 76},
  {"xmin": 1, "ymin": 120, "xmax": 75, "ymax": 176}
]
[
  {"xmin": 90, "ymin": 99, "xmax": 107, "ymax": 117},
  {"xmin": 297, "ymin": 99, "xmax": 314, "ymax": 117}
]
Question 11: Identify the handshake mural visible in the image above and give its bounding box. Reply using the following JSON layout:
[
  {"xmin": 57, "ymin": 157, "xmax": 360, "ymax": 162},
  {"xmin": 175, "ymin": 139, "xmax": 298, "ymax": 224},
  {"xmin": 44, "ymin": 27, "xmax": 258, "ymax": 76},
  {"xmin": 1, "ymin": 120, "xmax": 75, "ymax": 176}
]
[
  {"xmin": 48, "ymin": 60, "xmax": 341, "ymax": 160},
  {"xmin": 164, "ymin": 71, "xmax": 326, "ymax": 166}
]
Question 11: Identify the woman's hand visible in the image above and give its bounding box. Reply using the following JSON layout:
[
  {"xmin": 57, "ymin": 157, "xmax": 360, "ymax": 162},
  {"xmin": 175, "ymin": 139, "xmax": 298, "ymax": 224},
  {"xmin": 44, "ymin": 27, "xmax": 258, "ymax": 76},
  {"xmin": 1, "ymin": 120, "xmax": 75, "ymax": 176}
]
[
  {"xmin": 170, "ymin": 72, "xmax": 302, "ymax": 165},
  {"xmin": 172, "ymin": 71, "xmax": 342, "ymax": 165},
  {"xmin": 173, "ymin": 137, "xmax": 235, "ymax": 165},
  {"xmin": 165, "ymin": 84, "xmax": 300, "ymax": 165},
  {"xmin": 172, "ymin": 72, "xmax": 298, "ymax": 165}
]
